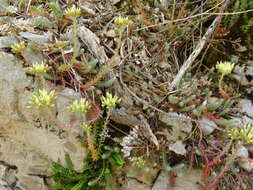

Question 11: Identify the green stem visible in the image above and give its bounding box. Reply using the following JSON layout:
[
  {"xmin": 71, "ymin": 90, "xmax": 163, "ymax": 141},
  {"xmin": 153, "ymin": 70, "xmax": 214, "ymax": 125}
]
[
  {"xmin": 116, "ymin": 34, "xmax": 122, "ymax": 55},
  {"xmin": 60, "ymin": 48, "xmax": 67, "ymax": 64},
  {"xmin": 116, "ymin": 27, "xmax": 124, "ymax": 55},
  {"xmin": 38, "ymin": 75, "xmax": 46, "ymax": 89},
  {"xmin": 71, "ymin": 19, "xmax": 79, "ymax": 64},
  {"xmin": 88, "ymin": 160, "xmax": 105, "ymax": 186},
  {"xmin": 98, "ymin": 108, "xmax": 112, "ymax": 151},
  {"xmin": 218, "ymin": 74, "xmax": 224, "ymax": 90}
]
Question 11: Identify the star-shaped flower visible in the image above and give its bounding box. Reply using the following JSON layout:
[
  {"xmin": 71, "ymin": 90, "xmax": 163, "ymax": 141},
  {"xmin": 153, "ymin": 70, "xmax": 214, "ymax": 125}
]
[
  {"xmin": 69, "ymin": 98, "xmax": 91, "ymax": 113},
  {"xmin": 27, "ymin": 89, "xmax": 57, "ymax": 108},
  {"xmin": 101, "ymin": 92, "xmax": 121, "ymax": 109},
  {"xmin": 216, "ymin": 61, "xmax": 235, "ymax": 75}
]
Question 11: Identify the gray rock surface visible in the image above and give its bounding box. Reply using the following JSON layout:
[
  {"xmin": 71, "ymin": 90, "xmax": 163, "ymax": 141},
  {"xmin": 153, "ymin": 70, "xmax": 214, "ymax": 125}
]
[
  {"xmin": 0, "ymin": 36, "xmax": 18, "ymax": 48},
  {"xmin": 122, "ymin": 179, "xmax": 150, "ymax": 190},
  {"xmin": 0, "ymin": 0, "xmax": 9, "ymax": 14},
  {"xmin": 151, "ymin": 172, "xmax": 167, "ymax": 190},
  {"xmin": 22, "ymin": 44, "xmax": 46, "ymax": 64},
  {"xmin": 237, "ymin": 99, "xmax": 253, "ymax": 118},
  {"xmin": 169, "ymin": 141, "xmax": 186, "ymax": 155},
  {"xmin": 0, "ymin": 52, "xmax": 87, "ymax": 189},
  {"xmin": 152, "ymin": 169, "xmax": 202, "ymax": 190},
  {"xmin": 198, "ymin": 117, "xmax": 219, "ymax": 135},
  {"xmin": 19, "ymin": 32, "xmax": 52, "ymax": 45},
  {"xmin": 78, "ymin": 26, "xmax": 108, "ymax": 63}
]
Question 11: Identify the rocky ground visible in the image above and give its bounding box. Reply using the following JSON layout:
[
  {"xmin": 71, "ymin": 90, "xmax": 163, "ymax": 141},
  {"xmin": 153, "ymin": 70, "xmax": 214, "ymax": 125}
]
[
  {"xmin": 0, "ymin": 51, "xmax": 205, "ymax": 190},
  {"xmin": 1, "ymin": 0, "xmax": 253, "ymax": 190}
]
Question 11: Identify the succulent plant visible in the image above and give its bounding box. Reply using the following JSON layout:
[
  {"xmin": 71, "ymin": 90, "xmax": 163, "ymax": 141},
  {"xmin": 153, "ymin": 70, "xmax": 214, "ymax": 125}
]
[
  {"xmin": 228, "ymin": 124, "xmax": 253, "ymax": 144},
  {"xmin": 69, "ymin": 98, "xmax": 91, "ymax": 113},
  {"xmin": 114, "ymin": 16, "xmax": 133, "ymax": 27},
  {"xmin": 216, "ymin": 61, "xmax": 235, "ymax": 76},
  {"xmin": 101, "ymin": 92, "xmax": 121, "ymax": 109},
  {"xmin": 11, "ymin": 41, "xmax": 25, "ymax": 53},
  {"xmin": 64, "ymin": 6, "xmax": 81, "ymax": 20},
  {"xmin": 27, "ymin": 89, "xmax": 57, "ymax": 109},
  {"xmin": 26, "ymin": 62, "xmax": 51, "ymax": 76}
]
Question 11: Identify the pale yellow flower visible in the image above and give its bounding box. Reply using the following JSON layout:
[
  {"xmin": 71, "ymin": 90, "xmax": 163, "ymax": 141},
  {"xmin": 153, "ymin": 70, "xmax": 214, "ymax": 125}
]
[
  {"xmin": 54, "ymin": 41, "xmax": 68, "ymax": 48},
  {"xmin": 81, "ymin": 123, "xmax": 91, "ymax": 132},
  {"xmin": 101, "ymin": 92, "xmax": 121, "ymax": 109},
  {"xmin": 136, "ymin": 157, "xmax": 145, "ymax": 168},
  {"xmin": 114, "ymin": 16, "xmax": 133, "ymax": 27},
  {"xmin": 228, "ymin": 124, "xmax": 253, "ymax": 144},
  {"xmin": 27, "ymin": 89, "xmax": 57, "ymax": 108},
  {"xmin": 216, "ymin": 61, "xmax": 235, "ymax": 75},
  {"xmin": 26, "ymin": 62, "xmax": 51, "ymax": 76},
  {"xmin": 69, "ymin": 98, "xmax": 91, "ymax": 113},
  {"xmin": 11, "ymin": 41, "xmax": 25, "ymax": 53},
  {"xmin": 64, "ymin": 6, "xmax": 81, "ymax": 20}
]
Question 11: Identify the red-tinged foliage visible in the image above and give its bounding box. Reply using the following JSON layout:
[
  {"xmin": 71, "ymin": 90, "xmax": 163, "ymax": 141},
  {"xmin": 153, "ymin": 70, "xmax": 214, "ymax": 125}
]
[{"xmin": 219, "ymin": 88, "xmax": 231, "ymax": 99}]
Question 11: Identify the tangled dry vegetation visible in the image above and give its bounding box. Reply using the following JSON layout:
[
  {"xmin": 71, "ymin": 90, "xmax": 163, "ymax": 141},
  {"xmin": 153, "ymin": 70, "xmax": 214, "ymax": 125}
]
[{"xmin": 1, "ymin": 0, "xmax": 253, "ymax": 189}]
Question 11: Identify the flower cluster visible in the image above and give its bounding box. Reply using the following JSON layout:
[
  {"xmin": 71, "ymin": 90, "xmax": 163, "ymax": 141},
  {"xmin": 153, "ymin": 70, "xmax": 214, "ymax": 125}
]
[
  {"xmin": 5, "ymin": 5, "xmax": 18, "ymax": 15},
  {"xmin": 216, "ymin": 61, "xmax": 235, "ymax": 75},
  {"xmin": 114, "ymin": 16, "xmax": 133, "ymax": 27},
  {"xmin": 228, "ymin": 124, "xmax": 253, "ymax": 144},
  {"xmin": 64, "ymin": 6, "xmax": 81, "ymax": 20},
  {"xmin": 27, "ymin": 89, "xmax": 57, "ymax": 108},
  {"xmin": 135, "ymin": 157, "xmax": 146, "ymax": 168},
  {"xmin": 54, "ymin": 41, "xmax": 68, "ymax": 48},
  {"xmin": 11, "ymin": 41, "xmax": 25, "ymax": 53},
  {"xmin": 69, "ymin": 98, "xmax": 91, "ymax": 113},
  {"xmin": 101, "ymin": 92, "xmax": 121, "ymax": 109},
  {"xmin": 81, "ymin": 123, "xmax": 92, "ymax": 132},
  {"xmin": 26, "ymin": 62, "xmax": 50, "ymax": 76},
  {"xmin": 121, "ymin": 126, "xmax": 139, "ymax": 159}
]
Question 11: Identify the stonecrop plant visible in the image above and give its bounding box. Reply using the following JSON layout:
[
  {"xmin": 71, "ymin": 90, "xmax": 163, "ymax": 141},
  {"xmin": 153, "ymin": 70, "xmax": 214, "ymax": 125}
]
[
  {"xmin": 27, "ymin": 89, "xmax": 57, "ymax": 109},
  {"xmin": 81, "ymin": 122, "xmax": 99, "ymax": 161},
  {"xmin": 68, "ymin": 98, "xmax": 91, "ymax": 113},
  {"xmin": 216, "ymin": 61, "xmax": 235, "ymax": 90},
  {"xmin": 228, "ymin": 124, "xmax": 253, "ymax": 144},
  {"xmin": 216, "ymin": 61, "xmax": 235, "ymax": 76},
  {"xmin": 97, "ymin": 93, "xmax": 120, "ymax": 152},
  {"xmin": 114, "ymin": 16, "xmax": 133, "ymax": 52},
  {"xmin": 135, "ymin": 157, "xmax": 146, "ymax": 168},
  {"xmin": 64, "ymin": 6, "xmax": 81, "ymax": 21},
  {"xmin": 114, "ymin": 16, "xmax": 133, "ymax": 27},
  {"xmin": 11, "ymin": 41, "xmax": 25, "ymax": 54},
  {"xmin": 101, "ymin": 92, "xmax": 121, "ymax": 109},
  {"xmin": 26, "ymin": 62, "xmax": 51, "ymax": 76},
  {"xmin": 64, "ymin": 6, "xmax": 81, "ymax": 64}
]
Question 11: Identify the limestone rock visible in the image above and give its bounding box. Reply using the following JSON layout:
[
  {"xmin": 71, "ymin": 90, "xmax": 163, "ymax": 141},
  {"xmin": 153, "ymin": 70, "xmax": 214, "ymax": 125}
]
[
  {"xmin": 78, "ymin": 26, "xmax": 108, "ymax": 63},
  {"xmin": 0, "ymin": 52, "xmax": 31, "ymax": 127},
  {"xmin": 237, "ymin": 99, "xmax": 253, "ymax": 118},
  {"xmin": 0, "ymin": 36, "xmax": 18, "ymax": 48},
  {"xmin": 0, "ymin": 137, "xmax": 49, "ymax": 190},
  {"xmin": 151, "ymin": 172, "xmax": 168, "ymax": 190},
  {"xmin": 22, "ymin": 44, "xmax": 46, "ymax": 64},
  {"xmin": 169, "ymin": 141, "xmax": 186, "ymax": 155},
  {"xmin": 19, "ymin": 32, "xmax": 52, "ymax": 45},
  {"xmin": 0, "ymin": 51, "xmax": 88, "ymax": 189},
  {"xmin": 236, "ymin": 145, "xmax": 248, "ymax": 158},
  {"xmin": 0, "ymin": 0, "xmax": 9, "ymax": 14},
  {"xmin": 152, "ymin": 169, "xmax": 202, "ymax": 190},
  {"xmin": 198, "ymin": 117, "xmax": 219, "ymax": 135},
  {"xmin": 122, "ymin": 179, "xmax": 150, "ymax": 190}
]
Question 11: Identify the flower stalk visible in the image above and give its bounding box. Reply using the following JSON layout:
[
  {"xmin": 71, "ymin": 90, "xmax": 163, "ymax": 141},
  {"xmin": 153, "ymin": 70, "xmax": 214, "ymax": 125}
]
[{"xmin": 215, "ymin": 61, "xmax": 235, "ymax": 90}]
